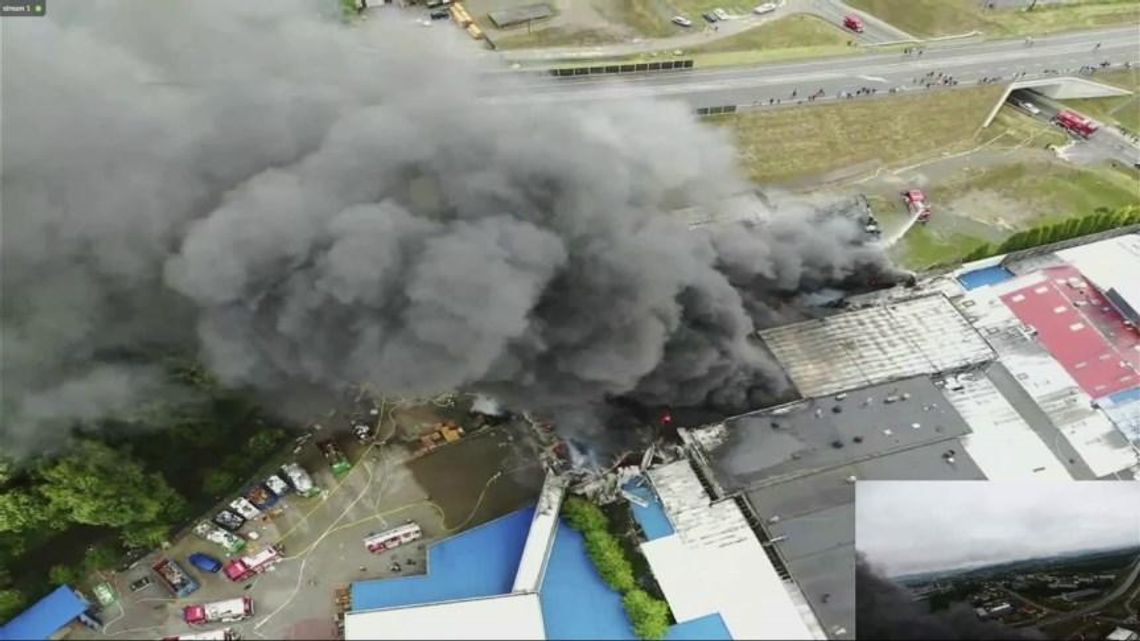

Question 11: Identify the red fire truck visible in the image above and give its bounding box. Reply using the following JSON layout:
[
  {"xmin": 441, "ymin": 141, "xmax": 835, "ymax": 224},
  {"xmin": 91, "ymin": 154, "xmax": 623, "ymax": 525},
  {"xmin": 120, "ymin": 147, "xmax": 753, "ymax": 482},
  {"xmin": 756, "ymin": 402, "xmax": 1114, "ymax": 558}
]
[
  {"xmin": 364, "ymin": 522, "xmax": 423, "ymax": 554},
  {"xmin": 183, "ymin": 597, "xmax": 254, "ymax": 625},
  {"xmin": 902, "ymin": 189, "xmax": 933, "ymax": 224},
  {"xmin": 222, "ymin": 546, "xmax": 283, "ymax": 582},
  {"xmin": 1052, "ymin": 110, "xmax": 1099, "ymax": 138},
  {"xmin": 843, "ymin": 14, "xmax": 863, "ymax": 32},
  {"xmin": 162, "ymin": 628, "xmax": 240, "ymax": 641}
]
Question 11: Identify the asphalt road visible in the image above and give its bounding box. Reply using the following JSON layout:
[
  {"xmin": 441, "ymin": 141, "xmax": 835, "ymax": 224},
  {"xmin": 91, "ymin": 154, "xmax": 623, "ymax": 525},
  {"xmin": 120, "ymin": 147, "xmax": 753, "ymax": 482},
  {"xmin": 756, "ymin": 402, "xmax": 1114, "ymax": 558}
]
[
  {"xmin": 484, "ymin": 26, "xmax": 1139, "ymax": 110},
  {"xmin": 803, "ymin": 0, "xmax": 916, "ymax": 44},
  {"xmin": 1010, "ymin": 88, "xmax": 1140, "ymax": 167}
]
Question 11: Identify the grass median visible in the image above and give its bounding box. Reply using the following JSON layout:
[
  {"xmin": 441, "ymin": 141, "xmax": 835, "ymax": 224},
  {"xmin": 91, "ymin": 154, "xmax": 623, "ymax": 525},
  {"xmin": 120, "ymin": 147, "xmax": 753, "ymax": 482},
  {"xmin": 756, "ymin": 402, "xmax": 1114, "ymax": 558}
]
[
  {"xmin": 846, "ymin": 0, "xmax": 1139, "ymax": 38},
  {"xmin": 717, "ymin": 85, "xmax": 1008, "ymax": 184}
]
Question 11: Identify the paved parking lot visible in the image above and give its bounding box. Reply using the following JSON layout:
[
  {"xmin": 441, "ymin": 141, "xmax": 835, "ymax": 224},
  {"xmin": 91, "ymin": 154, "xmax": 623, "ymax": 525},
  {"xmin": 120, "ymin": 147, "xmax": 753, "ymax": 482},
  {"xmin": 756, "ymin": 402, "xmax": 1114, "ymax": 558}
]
[{"xmin": 73, "ymin": 423, "xmax": 544, "ymax": 640}]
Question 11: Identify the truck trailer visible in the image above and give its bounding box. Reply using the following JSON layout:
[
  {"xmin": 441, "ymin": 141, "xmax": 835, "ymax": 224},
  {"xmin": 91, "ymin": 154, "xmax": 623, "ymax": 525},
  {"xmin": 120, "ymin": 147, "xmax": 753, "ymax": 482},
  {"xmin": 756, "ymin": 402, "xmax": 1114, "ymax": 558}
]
[
  {"xmin": 193, "ymin": 522, "xmax": 246, "ymax": 555},
  {"xmin": 152, "ymin": 558, "xmax": 200, "ymax": 598}
]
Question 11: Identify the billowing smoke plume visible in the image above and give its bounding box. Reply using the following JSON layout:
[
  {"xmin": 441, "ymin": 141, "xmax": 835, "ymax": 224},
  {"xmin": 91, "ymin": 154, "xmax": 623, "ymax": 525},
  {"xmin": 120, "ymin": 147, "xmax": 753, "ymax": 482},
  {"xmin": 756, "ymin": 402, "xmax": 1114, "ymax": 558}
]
[
  {"xmin": 2, "ymin": 0, "xmax": 899, "ymax": 455},
  {"xmin": 857, "ymin": 557, "xmax": 1047, "ymax": 640}
]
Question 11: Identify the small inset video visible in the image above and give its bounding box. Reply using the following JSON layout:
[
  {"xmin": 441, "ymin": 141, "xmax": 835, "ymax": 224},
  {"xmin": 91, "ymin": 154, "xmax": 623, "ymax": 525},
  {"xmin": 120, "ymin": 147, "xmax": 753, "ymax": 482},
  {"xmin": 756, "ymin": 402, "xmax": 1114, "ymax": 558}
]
[{"xmin": 856, "ymin": 481, "xmax": 1140, "ymax": 640}]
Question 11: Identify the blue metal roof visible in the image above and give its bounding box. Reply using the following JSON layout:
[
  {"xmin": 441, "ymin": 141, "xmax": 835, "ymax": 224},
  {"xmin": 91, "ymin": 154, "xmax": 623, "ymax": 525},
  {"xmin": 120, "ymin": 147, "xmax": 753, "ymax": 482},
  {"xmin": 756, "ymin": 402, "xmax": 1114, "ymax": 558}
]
[
  {"xmin": 352, "ymin": 507, "xmax": 533, "ymax": 611},
  {"xmin": 957, "ymin": 265, "xmax": 1015, "ymax": 291},
  {"xmin": 0, "ymin": 586, "xmax": 88, "ymax": 641}
]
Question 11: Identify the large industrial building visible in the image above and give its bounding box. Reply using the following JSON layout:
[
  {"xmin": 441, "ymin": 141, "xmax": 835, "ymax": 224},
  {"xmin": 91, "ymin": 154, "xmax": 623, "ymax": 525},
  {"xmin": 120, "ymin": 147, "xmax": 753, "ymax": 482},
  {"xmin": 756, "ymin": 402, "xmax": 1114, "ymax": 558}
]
[
  {"xmin": 675, "ymin": 230, "xmax": 1140, "ymax": 639},
  {"xmin": 341, "ymin": 230, "xmax": 1140, "ymax": 641}
]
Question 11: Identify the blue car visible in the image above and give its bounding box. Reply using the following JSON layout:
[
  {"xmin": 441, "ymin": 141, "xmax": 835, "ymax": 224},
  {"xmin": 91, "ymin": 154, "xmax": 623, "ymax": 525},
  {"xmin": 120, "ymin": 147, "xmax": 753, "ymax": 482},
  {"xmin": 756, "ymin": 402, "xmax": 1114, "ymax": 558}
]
[{"xmin": 188, "ymin": 552, "xmax": 223, "ymax": 574}]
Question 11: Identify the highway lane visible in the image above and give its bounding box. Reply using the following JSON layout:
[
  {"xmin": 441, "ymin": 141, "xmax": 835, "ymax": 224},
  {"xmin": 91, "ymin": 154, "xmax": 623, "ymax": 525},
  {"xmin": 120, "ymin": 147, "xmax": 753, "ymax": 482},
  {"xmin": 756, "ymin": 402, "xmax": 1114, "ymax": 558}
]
[
  {"xmin": 483, "ymin": 27, "xmax": 1139, "ymax": 109},
  {"xmin": 1010, "ymin": 88, "xmax": 1140, "ymax": 167}
]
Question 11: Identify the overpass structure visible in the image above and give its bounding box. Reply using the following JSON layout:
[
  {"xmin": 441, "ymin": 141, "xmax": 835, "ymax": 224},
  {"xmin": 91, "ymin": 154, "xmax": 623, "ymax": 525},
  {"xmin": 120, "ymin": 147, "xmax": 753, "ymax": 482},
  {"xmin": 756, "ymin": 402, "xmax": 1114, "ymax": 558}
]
[{"xmin": 981, "ymin": 75, "xmax": 1132, "ymax": 127}]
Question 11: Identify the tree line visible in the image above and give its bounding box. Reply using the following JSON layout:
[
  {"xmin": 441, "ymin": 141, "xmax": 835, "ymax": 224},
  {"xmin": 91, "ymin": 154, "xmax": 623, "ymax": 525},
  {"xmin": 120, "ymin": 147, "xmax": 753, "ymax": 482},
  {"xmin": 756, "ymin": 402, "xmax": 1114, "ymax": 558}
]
[
  {"xmin": 562, "ymin": 497, "xmax": 672, "ymax": 640},
  {"xmin": 0, "ymin": 360, "xmax": 290, "ymax": 623},
  {"xmin": 962, "ymin": 205, "xmax": 1140, "ymax": 262}
]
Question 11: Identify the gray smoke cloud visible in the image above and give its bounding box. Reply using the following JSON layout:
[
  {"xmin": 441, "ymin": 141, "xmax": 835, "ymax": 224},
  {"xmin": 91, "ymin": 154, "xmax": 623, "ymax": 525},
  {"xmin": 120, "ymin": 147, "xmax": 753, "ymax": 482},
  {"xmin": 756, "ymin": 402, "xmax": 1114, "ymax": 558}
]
[
  {"xmin": 857, "ymin": 557, "xmax": 1047, "ymax": 640},
  {"xmin": 2, "ymin": 0, "xmax": 899, "ymax": 456}
]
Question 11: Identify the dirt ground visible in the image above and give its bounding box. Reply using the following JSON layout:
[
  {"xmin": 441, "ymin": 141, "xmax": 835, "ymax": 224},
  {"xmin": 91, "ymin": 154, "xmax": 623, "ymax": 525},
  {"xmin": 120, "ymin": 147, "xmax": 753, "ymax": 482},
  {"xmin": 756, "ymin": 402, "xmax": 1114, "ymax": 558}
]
[{"xmin": 408, "ymin": 422, "xmax": 546, "ymax": 532}]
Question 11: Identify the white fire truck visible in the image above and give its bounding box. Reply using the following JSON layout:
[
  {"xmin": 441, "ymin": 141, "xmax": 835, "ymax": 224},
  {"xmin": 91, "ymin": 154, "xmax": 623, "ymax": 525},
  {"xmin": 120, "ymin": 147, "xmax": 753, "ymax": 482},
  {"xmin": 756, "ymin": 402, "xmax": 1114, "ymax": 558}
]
[{"xmin": 364, "ymin": 522, "xmax": 423, "ymax": 554}]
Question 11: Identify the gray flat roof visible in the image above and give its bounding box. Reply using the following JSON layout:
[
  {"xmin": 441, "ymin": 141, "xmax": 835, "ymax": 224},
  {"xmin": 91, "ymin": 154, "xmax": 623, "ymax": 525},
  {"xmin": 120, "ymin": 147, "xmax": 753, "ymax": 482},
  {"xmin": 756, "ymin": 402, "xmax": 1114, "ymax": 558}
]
[
  {"xmin": 758, "ymin": 294, "xmax": 994, "ymax": 397},
  {"xmin": 738, "ymin": 444, "xmax": 985, "ymax": 639},
  {"xmin": 697, "ymin": 376, "xmax": 975, "ymax": 494},
  {"xmin": 487, "ymin": 3, "xmax": 554, "ymax": 28}
]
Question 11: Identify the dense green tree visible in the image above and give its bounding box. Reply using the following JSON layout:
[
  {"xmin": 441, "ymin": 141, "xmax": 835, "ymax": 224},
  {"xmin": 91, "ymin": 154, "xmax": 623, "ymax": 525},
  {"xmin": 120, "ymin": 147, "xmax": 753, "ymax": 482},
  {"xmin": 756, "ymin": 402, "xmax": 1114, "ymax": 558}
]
[
  {"xmin": 0, "ymin": 588, "xmax": 27, "ymax": 624},
  {"xmin": 623, "ymin": 589, "xmax": 671, "ymax": 640},
  {"xmin": 0, "ymin": 490, "xmax": 56, "ymax": 533},
  {"xmin": 584, "ymin": 530, "xmax": 637, "ymax": 592},
  {"xmin": 121, "ymin": 522, "xmax": 172, "ymax": 550},
  {"xmin": 562, "ymin": 497, "xmax": 609, "ymax": 532},
  {"xmin": 48, "ymin": 565, "xmax": 83, "ymax": 587},
  {"xmin": 202, "ymin": 470, "xmax": 237, "ymax": 497},
  {"xmin": 37, "ymin": 440, "xmax": 185, "ymax": 529}
]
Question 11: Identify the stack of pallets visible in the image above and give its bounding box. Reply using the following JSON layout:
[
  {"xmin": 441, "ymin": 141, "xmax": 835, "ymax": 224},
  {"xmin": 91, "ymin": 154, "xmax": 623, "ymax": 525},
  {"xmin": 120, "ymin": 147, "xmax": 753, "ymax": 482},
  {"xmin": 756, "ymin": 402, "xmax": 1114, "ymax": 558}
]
[{"xmin": 334, "ymin": 585, "xmax": 351, "ymax": 638}]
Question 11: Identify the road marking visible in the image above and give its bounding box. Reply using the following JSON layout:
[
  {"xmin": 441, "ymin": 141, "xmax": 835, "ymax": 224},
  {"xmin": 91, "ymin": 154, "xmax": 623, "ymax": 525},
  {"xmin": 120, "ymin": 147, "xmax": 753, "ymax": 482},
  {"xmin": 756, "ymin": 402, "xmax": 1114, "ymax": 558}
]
[{"xmin": 858, "ymin": 75, "xmax": 888, "ymax": 83}]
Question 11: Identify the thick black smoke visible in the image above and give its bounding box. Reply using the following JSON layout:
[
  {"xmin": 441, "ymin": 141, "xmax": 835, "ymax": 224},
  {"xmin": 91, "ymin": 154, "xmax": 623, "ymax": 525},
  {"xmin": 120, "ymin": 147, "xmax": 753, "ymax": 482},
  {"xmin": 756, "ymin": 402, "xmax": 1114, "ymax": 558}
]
[
  {"xmin": 857, "ymin": 557, "xmax": 1047, "ymax": 640},
  {"xmin": 2, "ymin": 0, "xmax": 900, "ymax": 455}
]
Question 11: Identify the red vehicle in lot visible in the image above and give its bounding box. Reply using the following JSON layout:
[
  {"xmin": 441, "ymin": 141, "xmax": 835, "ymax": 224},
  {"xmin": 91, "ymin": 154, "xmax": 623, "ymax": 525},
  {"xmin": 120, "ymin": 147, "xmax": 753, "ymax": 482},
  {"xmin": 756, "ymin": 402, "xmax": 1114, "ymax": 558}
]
[
  {"xmin": 162, "ymin": 628, "xmax": 239, "ymax": 641},
  {"xmin": 223, "ymin": 546, "xmax": 283, "ymax": 582},
  {"xmin": 843, "ymin": 14, "xmax": 864, "ymax": 32},
  {"xmin": 183, "ymin": 597, "xmax": 253, "ymax": 625},
  {"xmin": 1052, "ymin": 109, "xmax": 1099, "ymax": 138},
  {"xmin": 902, "ymin": 189, "xmax": 933, "ymax": 224},
  {"xmin": 364, "ymin": 522, "xmax": 423, "ymax": 554}
]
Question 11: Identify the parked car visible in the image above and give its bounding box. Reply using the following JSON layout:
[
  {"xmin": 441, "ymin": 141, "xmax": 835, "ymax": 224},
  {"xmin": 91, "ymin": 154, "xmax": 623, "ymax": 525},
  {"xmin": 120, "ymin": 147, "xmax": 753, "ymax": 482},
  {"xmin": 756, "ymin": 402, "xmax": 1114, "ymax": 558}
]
[
  {"xmin": 713, "ymin": 8, "xmax": 729, "ymax": 20},
  {"xmin": 702, "ymin": 11, "xmax": 719, "ymax": 23},
  {"xmin": 229, "ymin": 496, "xmax": 262, "ymax": 521},
  {"xmin": 754, "ymin": 2, "xmax": 778, "ymax": 14},
  {"xmin": 671, "ymin": 15, "xmax": 692, "ymax": 27},
  {"xmin": 213, "ymin": 510, "xmax": 245, "ymax": 532},
  {"xmin": 129, "ymin": 576, "xmax": 153, "ymax": 593},
  {"xmin": 429, "ymin": 9, "xmax": 449, "ymax": 19},
  {"xmin": 264, "ymin": 474, "xmax": 291, "ymax": 497},
  {"xmin": 188, "ymin": 553, "xmax": 224, "ymax": 574},
  {"xmin": 245, "ymin": 483, "xmax": 279, "ymax": 510}
]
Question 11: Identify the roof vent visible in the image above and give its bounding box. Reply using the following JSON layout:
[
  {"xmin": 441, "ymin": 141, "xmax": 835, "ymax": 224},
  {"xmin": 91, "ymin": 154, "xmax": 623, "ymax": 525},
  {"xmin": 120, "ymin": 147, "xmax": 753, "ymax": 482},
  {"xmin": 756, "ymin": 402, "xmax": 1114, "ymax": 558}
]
[{"xmin": 845, "ymin": 475, "xmax": 857, "ymax": 484}]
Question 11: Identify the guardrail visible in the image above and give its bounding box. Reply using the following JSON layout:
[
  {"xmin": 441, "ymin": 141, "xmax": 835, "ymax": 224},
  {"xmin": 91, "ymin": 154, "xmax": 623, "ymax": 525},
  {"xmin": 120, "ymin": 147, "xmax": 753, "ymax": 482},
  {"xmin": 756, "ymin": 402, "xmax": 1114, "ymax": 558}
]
[{"xmin": 549, "ymin": 59, "xmax": 694, "ymax": 77}]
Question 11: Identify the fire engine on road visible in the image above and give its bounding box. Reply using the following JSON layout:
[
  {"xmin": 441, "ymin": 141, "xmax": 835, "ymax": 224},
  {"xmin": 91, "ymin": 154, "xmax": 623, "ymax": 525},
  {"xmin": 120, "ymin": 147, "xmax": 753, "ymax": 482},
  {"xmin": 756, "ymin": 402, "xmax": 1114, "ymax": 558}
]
[{"xmin": 1052, "ymin": 110, "xmax": 1099, "ymax": 138}]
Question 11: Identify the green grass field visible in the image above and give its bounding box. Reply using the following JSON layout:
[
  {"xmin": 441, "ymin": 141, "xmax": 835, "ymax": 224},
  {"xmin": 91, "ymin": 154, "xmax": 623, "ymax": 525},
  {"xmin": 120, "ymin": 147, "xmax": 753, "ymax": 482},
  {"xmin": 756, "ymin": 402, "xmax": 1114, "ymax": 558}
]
[
  {"xmin": 719, "ymin": 86, "xmax": 1007, "ymax": 184},
  {"xmin": 846, "ymin": 0, "xmax": 1139, "ymax": 37},
  {"xmin": 888, "ymin": 161, "xmax": 1138, "ymax": 268},
  {"xmin": 890, "ymin": 225, "xmax": 987, "ymax": 269},
  {"xmin": 688, "ymin": 13, "xmax": 852, "ymax": 52},
  {"xmin": 928, "ymin": 161, "xmax": 1140, "ymax": 223},
  {"xmin": 591, "ymin": 0, "xmax": 677, "ymax": 38},
  {"xmin": 491, "ymin": 26, "xmax": 625, "ymax": 49}
]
